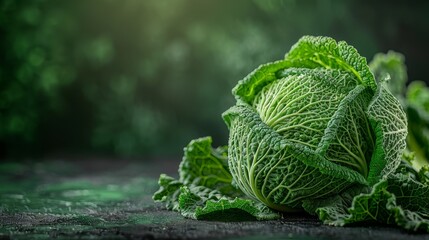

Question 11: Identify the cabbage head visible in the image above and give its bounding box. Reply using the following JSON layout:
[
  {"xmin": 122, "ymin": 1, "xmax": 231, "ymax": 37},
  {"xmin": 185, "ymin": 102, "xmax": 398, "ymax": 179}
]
[
  {"xmin": 154, "ymin": 36, "xmax": 429, "ymax": 232},
  {"xmin": 222, "ymin": 36, "xmax": 407, "ymax": 211}
]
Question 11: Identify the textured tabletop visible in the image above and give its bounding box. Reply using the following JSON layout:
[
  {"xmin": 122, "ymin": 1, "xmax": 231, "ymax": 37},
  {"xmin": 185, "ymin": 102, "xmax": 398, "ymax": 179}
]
[{"xmin": 1, "ymin": 159, "xmax": 428, "ymax": 240}]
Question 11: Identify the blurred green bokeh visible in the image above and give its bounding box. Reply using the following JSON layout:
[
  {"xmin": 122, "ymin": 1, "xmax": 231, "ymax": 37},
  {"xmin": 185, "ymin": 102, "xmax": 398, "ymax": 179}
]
[{"xmin": 1, "ymin": 0, "xmax": 428, "ymax": 158}]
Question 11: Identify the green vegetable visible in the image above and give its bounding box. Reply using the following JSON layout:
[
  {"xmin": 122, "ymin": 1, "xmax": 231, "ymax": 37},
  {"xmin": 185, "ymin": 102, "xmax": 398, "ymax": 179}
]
[{"xmin": 154, "ymin": 36, "xmax": 429, "ymax": 232}]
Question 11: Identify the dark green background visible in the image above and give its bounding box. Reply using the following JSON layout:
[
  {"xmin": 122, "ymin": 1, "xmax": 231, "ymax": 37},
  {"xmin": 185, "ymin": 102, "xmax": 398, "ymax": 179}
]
[{"xmin": 1, "ymin": 0, "xmax": 429, "ymax": 159}]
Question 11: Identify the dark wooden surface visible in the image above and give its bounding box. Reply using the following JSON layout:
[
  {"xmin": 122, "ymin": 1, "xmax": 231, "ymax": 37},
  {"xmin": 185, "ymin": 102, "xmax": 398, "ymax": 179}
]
[{"xmin": 1, "ymin": 159, "xmax": 429, "ymax": 240}]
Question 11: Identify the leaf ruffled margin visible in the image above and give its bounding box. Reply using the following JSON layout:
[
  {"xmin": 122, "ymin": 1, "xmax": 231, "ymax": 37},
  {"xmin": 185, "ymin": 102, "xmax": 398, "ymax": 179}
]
[
  {"xmin": 233, "ymin": 36, "xmax": 376, "ymax": 104},
  {"xmin": 152, "ymin": 136, "xmax": 280, "ymax": 221},
  {"xmin": 366, "ymin": 82, "xmax": 407, "ymax": 184},
  {"xmin": 315, "ymin": 160, "xmax": 429, "ymax": 232}
]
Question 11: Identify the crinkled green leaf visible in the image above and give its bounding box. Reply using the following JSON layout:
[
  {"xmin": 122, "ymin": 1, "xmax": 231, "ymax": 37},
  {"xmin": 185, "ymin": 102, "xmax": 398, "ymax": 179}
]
[
  {"xmin": 316, "ymin": 179, "xmax": 393, "ymax": 226},
  {"xmin": 233, "ymin": 36, "xmax": 376, "ymax": 104},
  {"xmin": 179, "ymin": 185, "xmax": 280, "ymax": 221},
  {"xmin": 197, "ymin": 197, "xmax": 279, "ymax": 221},
  {"xmin": 301, "ymin": 184, "xmax": 369, "ymax": 216},
  {"xmin": 179, "ymin": 136, "xmax": 236, "ymax": 195},
  {"xmin": 232, "ymin": 60, "xmax": 290, "ymax": 104},
  {"xmin": 178, "ymin": 185, "xmax": 221, "ymax": 219},
  {"xmin": 318, "ymin": 84, "xmax": 375, "ymax": 178},
  {"xmin": 285, "ymin": 36, "xmax": 376, "ymax": 90},
  {"xmin": 152, "ymin": 174, "xmax": 183, "ymax": 211},
  {"xmin": 366, "ymin": 82, "xmax": 407, "ymax": 184},
  {"xmin": 315, "ymin": 161, "xmax": 429, "ymax": 231}
]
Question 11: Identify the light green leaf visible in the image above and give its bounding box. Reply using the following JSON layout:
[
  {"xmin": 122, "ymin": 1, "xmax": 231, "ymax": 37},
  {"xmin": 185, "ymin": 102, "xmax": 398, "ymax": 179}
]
[
  {"xmin": 366, "ymin": 82, "xmax": 407, "ymax": 184},
  {"xmin": 233, "ymin": 36, "xmax": 376, "ymax": 104},
  {"xmin": 285, "ymin": 36, "xmax": 376, "ymax": 89},
  {"xmin": 316, "ymin": 161, "xmax": 429, "ymax": 231},
  {"xmin": 232, "ymin": 60, "xmax": 289, "ymax": 104},
  {"xmin": 316, "ymin": 179, "xmax": 394, "ymax": 226},
  {"xmin": 254, "ymin": 68, "xmax": 357, "ymax": 151},
  {"xmin": 152, "ymin": 174, "xmax": 183, "ymax": 211},
  {"xmin": 179, "ymin": 136, "xmax": 236, "ymax": 195}
]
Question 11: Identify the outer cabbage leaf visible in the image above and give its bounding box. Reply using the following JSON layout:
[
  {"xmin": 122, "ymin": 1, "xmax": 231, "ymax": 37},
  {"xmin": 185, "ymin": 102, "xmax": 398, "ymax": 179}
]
[
  {"xmin": 285, "ymin": 36, "xmax": 376, "ymax": 90},
  {"xmin": 179, "ymin": 136, "xmax": 236, "ymax": 195},
  {"xmin": 366, "ymin": 82, "xmax": 408, "ymax": 184},
  {"xmin": 232, "ymin": 60, "xmax": 290, "ymax": 104},
  {"xmin": 153, "ymin": 137, "xmax": 280, "ymax": 220},
  {"xmin": 315, "ymin": 160, "xmax": 429, "ymax": 232},
  {"xmin": 153, "ymin": 174, "xmax": 183, "ymax": 211},
  {"xmin": 179, "ymin": 185, "xmax": 280, "ymax": 220},
  {"xmin": 316, "ymin": 180, "xmax": 393, "ymax": 226}
]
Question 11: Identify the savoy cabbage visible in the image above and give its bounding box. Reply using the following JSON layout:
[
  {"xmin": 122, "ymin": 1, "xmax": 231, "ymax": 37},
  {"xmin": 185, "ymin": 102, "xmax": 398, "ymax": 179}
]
[{"xmin": 153, "ymin": 36, "xmax": 429, "ymax": 231}]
